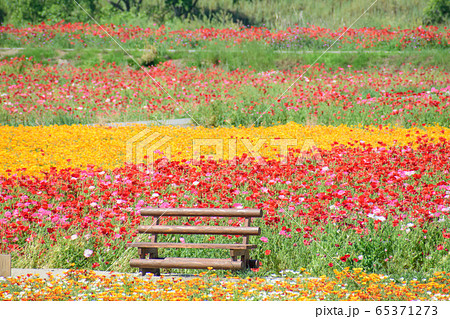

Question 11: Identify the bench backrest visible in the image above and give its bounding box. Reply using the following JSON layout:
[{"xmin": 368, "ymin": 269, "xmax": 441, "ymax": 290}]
[{"xmin": 138, "ymin": 208, "xmax": 263, "ymax": 244}]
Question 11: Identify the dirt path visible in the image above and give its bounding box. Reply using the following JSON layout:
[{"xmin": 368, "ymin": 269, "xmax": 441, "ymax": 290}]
[{"xmin": 0, "ymin": 48, "xmax": 19, "ymax": 59}]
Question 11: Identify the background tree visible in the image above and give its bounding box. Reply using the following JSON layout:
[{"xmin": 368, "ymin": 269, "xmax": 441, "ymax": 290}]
[
  {"xmin": 107, "ymin": 0, "xmax": 143, "ymax": 13},
  {"xmin": 2, "ymin": 0, "xmax": 100, "ymax": 25},
  {"xmin": 0, "ymin": 3, "xmax": 6, "ymax": 24},
  {"xmin": 164, "ymin": 0, "xmax": 198, "ymax": 18},
  {"xmin": 423, "ymin": 0, "xmax": 450, "ymax": 25}
]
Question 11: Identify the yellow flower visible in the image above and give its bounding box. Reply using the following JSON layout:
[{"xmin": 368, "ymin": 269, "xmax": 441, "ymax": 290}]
[{"xmin": 1, "ymin": 123, "xmax": 449, "ymax": 177}]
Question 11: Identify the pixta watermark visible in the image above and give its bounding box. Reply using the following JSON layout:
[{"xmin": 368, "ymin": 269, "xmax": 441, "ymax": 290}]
[{"xmin": 126, "ymin": 129, "xmax": 324, "ymax": 169}]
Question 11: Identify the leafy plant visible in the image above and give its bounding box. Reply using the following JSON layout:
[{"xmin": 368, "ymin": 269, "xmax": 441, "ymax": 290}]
[
  {"xmin": 423, "ymin": 0, "xmax": 450, "ymax": 25},
  {"xmin": 5, "ymin": 0, "xmax": 99, "ymax": 24}
]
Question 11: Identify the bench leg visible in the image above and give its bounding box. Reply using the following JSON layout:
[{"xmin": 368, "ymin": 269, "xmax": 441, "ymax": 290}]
[
  {"xmin": 139, "ymin": 248, "xmax": 160, "ymax": 276},
  {"xmin": 138, "ymin": 248, "xmax": 147, "ymax": 276},
  {"xmin": 147, "ymin": 248, "xmax": 161, "ymax": 276},
  {"xmin": 230, "ymin": 249, "xmax": 249, "ymax": 270}
]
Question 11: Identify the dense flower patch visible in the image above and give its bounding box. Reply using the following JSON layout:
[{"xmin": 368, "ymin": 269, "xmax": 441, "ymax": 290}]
[
  {"xmin": 1, "ymin": 127, "xmax": 449, "ymax": 275},
  {"xmin": 1, "ymin": 58, "xmax": 449, "ymax": 127},
  {"xmin": 1, "ymin": 269, "xmax": 450, "ymax": 301},
  {"xmin": 1, "ymin": 22, "xmax": 448, "ymax": 49},
  {"xmin": 1, "ymin": 123, "xmax": 450, "ymax": 177},
  {"xmin": 2, "ymin": 19, "xmax": 450, "ymax": 303}
]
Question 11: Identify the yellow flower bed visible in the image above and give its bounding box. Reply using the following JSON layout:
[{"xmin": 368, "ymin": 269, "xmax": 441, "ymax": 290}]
[{"xmin": 1, "ymin": 123, "xmax": 449, "ymax": 177}]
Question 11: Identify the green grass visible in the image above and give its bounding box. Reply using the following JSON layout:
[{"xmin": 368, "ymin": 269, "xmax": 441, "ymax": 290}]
[
  {"xmin": 198, "ymin": 49, "xmax": 450, "ymax": 72},
  {"xmin": 4, "ymin": 38, "xmax": 449, "ymax": 72},
  {"xmin": 181, "ymin": 41, "xmax": 277, "ymax": 71},
  {"xmin": 1, "ymin": 47, "xmax": 59, "ymax": 65},
  {"xmin": 63, "ymin": 49, "xmax": 102, "ymax": 67}
]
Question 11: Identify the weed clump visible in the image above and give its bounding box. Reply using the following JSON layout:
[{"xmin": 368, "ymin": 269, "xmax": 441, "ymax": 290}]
[{"xmin": 139, "ymin": 44, "xmax": 158, "ymax": 67}]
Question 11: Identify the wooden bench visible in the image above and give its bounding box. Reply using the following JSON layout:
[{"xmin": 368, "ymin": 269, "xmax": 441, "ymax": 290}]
[{"xmin": 127, "ymin": 208, "xmax": 263, "ymax": 276}]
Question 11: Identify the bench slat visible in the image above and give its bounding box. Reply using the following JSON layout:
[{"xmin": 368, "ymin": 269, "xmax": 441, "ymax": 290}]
[
  {"xmin": 140, "ymin": 208, "xmax": 263, "ymax": 217},
  {"xmin": 126, "ymin": 242, "xmax": 257, "ymax": 249},
  {"xmin": 137, "ymin": 225, "xmax": 261, "ymax": 236},
  {"xmin": 130, "ymin": 257, "xmax": 244, "ymax": 270}
]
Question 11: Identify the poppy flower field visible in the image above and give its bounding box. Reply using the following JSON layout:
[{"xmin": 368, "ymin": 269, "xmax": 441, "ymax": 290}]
[
  {"xmin": 1, "ymin": 57, "xmax": 449, "ymax": 127},
  {"xmin": 1, "ymin": 22, "xmax": 450, "ymax": 301},
  {"xmin": 1, "ymin": 22, "xmax": 449, "ymax": 50},
  {"xmin": 1, "ymin": 124, "xmax": 450, "ymax": 278}
]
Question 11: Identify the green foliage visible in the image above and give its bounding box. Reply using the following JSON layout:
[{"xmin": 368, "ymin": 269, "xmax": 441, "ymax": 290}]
[
  {"xmin": 98, "ymin": 9, "xmax": 150, "ymax": 26},
  {"xmin": 107, "ymin": 0, "xmax": 144, "ymax": 13},
  {"xmin": 423, "ymin": 0, "xmax": 450, "ymax": 25},
  {"xmin": 194, "ymin": 0, "xmax": 433, "ymax": 29},
  {"xmin": 3, "ymin": 0, "xmax": 100, "ymax": 25},
  {"xmin": 0, "ymin": 2, "xmax": 6, "ymax": 24},
  {"xmin": 3, "ymin": 0, "xmax": 44, "ymax": 25},
  {"xmin": 1, "ymin": 0, "xmax": 448, "ymax": 29},
  {"xmin": 20, "ymin": 47, "xmax": 58, "ymax": 62},
  {"xmin": 165, "ymin": 0, "xmax": 199, "ymax": 18},
  {"xmin": 183, "ymin": 41, "xmax": 276, "ymax": 72},
  {"xmin": 41, "ymin": 0, "xmax": 99, "ymax": 23}
]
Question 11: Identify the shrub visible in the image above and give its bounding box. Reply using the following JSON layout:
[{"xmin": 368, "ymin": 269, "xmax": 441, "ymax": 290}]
[
  {"xmin": 423, "ymin": 0, "xmax": 450, "ymax": 25},
  {"xmin": 139, "ymin": 44, "xmax": 158, "ymax": 67}
]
